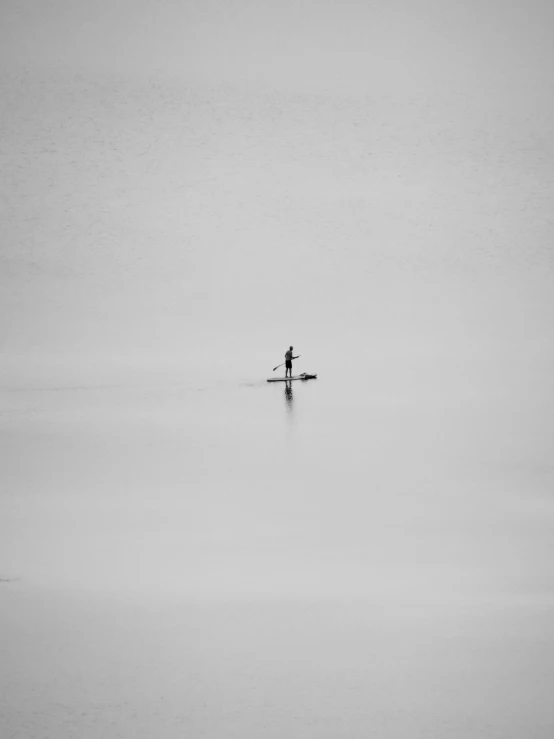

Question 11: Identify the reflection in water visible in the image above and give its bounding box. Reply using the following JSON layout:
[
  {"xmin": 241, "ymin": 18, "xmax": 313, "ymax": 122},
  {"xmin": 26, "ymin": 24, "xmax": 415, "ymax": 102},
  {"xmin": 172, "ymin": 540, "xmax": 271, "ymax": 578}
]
[{"xmin": 284, "ymin": 381, "xmax": 294, "ymax": 413}]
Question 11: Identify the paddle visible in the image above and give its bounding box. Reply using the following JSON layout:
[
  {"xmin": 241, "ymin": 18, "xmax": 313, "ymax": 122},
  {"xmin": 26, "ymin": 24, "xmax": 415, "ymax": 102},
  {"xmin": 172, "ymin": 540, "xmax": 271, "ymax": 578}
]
[{"xmin": 273, "ymin": 355, "xmax": 301, "ymax": 371}]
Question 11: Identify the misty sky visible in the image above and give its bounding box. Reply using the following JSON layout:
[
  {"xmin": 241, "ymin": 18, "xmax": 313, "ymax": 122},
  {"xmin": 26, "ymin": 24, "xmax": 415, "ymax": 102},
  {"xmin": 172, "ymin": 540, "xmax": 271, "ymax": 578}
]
[
  {"xmin": 2, "ymin": 0, "xmax": 554, "ymax": 100},
  {"xmin": 1, "ymin": 0, "xmax": 553, "ymax": 386}
]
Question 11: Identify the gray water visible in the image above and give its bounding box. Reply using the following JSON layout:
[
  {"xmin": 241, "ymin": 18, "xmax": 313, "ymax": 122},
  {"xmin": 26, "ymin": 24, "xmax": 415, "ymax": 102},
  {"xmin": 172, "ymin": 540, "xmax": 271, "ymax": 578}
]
[{"xmin": 2, "ymin": 1, "xmax": 554, "ymax": 737}]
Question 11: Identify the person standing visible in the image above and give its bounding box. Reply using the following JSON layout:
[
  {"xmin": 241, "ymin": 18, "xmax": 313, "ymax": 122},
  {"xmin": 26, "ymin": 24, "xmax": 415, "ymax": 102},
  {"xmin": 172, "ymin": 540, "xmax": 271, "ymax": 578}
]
[{"xmin": 284, "ymin": 346, "xmax": 299, "ymax": 378}]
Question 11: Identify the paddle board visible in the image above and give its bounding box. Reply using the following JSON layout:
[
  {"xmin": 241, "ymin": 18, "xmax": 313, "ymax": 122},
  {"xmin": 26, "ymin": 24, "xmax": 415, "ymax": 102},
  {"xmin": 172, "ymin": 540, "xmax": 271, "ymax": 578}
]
[{"xmin": 267, "ymin": 373, "xmax": 317, "ymax": 383}]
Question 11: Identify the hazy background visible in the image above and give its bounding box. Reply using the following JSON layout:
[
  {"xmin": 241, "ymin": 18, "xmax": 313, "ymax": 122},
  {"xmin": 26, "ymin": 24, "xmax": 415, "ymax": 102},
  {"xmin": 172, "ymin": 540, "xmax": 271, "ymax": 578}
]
[{"xmin": 1, "ymin": 0, "xmax": 554, "ymax": 736}]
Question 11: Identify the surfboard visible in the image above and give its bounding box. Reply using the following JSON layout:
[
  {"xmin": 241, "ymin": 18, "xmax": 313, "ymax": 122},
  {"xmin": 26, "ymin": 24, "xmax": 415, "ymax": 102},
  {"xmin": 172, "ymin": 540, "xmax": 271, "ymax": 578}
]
[{"xmin": 267, "ymin": 373, "xmax": 317, "ymax": 383}]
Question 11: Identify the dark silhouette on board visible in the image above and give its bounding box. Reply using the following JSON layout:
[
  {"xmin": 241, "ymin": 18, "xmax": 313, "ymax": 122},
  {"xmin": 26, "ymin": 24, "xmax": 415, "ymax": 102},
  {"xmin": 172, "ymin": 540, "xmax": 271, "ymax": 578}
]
[{"xmin": 284, "ymin": 346, "xmax": 300, "ymax": 378}]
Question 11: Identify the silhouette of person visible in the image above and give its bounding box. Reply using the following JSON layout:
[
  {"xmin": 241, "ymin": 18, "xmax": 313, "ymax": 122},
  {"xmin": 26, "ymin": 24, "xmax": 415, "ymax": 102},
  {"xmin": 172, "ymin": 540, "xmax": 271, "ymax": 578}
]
[{"xmin": 284, "ymin": 346, "xmax": 299, "ymax": 378}]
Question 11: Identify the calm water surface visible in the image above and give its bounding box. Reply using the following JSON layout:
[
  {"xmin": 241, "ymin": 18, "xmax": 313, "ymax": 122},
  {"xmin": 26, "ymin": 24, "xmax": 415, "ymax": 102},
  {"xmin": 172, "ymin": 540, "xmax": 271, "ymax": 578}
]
[{"xmin": 2, "ymin": 356, "xmax": 553, "ymax": 737}]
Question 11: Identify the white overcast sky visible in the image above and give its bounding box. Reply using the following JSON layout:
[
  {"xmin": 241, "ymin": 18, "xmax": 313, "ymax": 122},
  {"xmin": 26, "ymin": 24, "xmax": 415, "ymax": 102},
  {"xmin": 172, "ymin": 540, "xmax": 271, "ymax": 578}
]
[
  {"xmin": 2, "ymin": 0, "xmax": 553, "ymax": 101},
  {"xmin": 1, "ymin": 0, "xmax": 553, "ymax": 384}
]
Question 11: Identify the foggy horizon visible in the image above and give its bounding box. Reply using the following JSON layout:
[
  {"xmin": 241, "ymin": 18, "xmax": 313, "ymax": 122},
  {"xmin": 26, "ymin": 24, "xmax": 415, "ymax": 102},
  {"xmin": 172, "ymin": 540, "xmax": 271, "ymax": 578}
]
[{"xmin": 2, "ymin": 1, "xmax": 554, "ymax": 737}]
